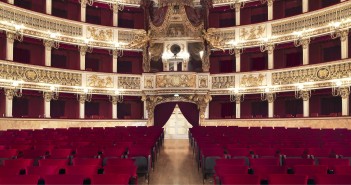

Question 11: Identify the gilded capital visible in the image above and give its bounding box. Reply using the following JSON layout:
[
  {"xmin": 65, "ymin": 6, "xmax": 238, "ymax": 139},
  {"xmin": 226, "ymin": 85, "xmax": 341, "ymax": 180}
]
[
  {"xmin": 43, "ymin": 40, "xmax": 54, "ymax": 50},
  {"xmin": 43, "ymin": 92, "xmax": 53, "ymax": 102},
  {"xmin": 267, "ymin": 44, "xmax": 275, "ymax": 54},
  {"xmin": 266, "ymin": 93, "xmax": 276, "ymax": 103},
  {"xmin": 235, "ymin": 94, "xmax": 242, "ymax": 104},
  {"xmin": 4, "ymin": 89, "xmax": 15, "ymax": 100},
  {"xmin": 79, "ymin": 46, "xmax": 89, "ymax": 56},
  {"xmin": 340, "ymin": 87, "xmax": 350, "ymax": 99},
  {"xmin": 300, "ymin": 90, "xmax": 311, "ymax": 101},
  {"xmin": 110, "ymin": 96, "xmax": 118, "ymax": 105},
  {"xmin": 267, "ymin": 0, "xmax": 274, "ymax": 7},
  {"xmin": 340, "ymin": 30, "xmax": 349, "ymax": 42},
  {"xmin": 6, "ymin": 32, "xmax": 15, "ymax": 43},
  {"xmin": 301, "ymin": 38, "xmax": 311, "ymax": 49},
  {"xmin": 78, "ymin": 94, "xmax": 87, "ymax": 104}
]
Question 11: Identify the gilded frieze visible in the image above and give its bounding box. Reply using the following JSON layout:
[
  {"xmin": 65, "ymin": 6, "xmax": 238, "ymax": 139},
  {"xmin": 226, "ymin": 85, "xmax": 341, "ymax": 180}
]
[
  {"xmin": 87, "ymin": 75, "xmax": 114, "ymax": 88},
  {"xmin": 212, "ymin": 75, "xmax": 235, "ymax": 89},
  {"xmin": 118, "ymin": 76, "xmax": 141, "ymax": 89},
  {"xmin": 198, "ymin": 75, "xmax": 209, "ymax": 88},
  {"xmin": 240, "ymin": 74, "xmax": 266, "ymax": 87},
  {"xmin": 87, "ymin": 27, "xmax": 113, "ymax": 41},
  {"xmin": 272, "ymin": 62, "xmax": 351, "ymax": 85},
  {"xmin": 144, "ymin": 76, "xmax": 155, "ymax": 89},
  {"xmin": 240, "ymin": 25, "xmax": 266, "ymax": 40},
  {"xmin": 156, "ymin": 74, "xmax": 196, "ymax": 88},
  {"xmin": 0, "ymin": 62, "xmax": 81, "ymax": 86}
]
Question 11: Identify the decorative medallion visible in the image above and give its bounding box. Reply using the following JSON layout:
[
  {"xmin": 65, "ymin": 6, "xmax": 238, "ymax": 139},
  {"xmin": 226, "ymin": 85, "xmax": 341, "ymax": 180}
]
[
  {"xmin": 24, "ymin": 69, "xmax": 38, "ymax": 81},
  {"xmin": 316, "ymin": 67, "xmax": 330, "ymax": 80}
]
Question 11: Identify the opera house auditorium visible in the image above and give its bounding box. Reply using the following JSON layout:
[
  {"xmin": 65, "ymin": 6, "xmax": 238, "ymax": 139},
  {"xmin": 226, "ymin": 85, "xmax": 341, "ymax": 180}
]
[{"xmin": 0, "ymin": 0, "xmax": 351, "ymax": 184}]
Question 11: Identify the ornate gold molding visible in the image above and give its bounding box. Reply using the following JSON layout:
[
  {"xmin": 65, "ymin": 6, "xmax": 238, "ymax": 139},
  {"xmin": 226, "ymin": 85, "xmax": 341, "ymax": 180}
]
[
  {"xmin": 340, "ymin": 87, "xmax": 350, "ymax": 99},
  {"xmin": 156, "ymin": 74, "xmax": 196, "ymax": 88},
  {"xmin": 87, "ymin": 27, "xmax": 113, "ymax": 42},
  {"xmin": 87, "ymin": 75, "xmax": 114, "ymax": 88},
  {"xmin": 4, "ymin": 88, "xmax": 15, "ymax": 100}
]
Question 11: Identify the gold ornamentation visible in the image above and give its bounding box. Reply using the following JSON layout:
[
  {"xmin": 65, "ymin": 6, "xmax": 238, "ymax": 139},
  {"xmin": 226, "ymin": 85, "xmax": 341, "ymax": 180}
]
[
  {"xmin": 340, "ymin": 30, "xmax": 349, "ymax": 42},
  {"xmin": 202, "ymin": 29, "xmax": 225, "ymax": 50},
  {"xmin": 202, "ymin": 46, "xmax": 211, "ymax": 72},
  {"xmin": 340, "ymin": 87, "xmax": 350, "ymax": 99},
  {"xmin": 87, "ymin": 27, "xmax": 113, "ymax": 42},
  {"xmin": 266, "ymin": 93, "xmax": 276, "ymax": 103},
  {"xmin": 198, "ymin": 75, "xmax": 209, "ymax": 88},
  {"xmin": 24, "ymin": 69, "xmax": 38, "ymax": 82},
  {"xmin": 78, "ymin": 94, "xmax": 88, "ymax": 104},
  {"xmin": 240, "ymin": 25, "xmax": 266, "ymax": 40},
  {"xmin": 212, "ymin": 75, "xmax": 235, "ymax": 89},
  {"xmin": 43, "ymin": 92, "xmax": 54, "ymax": 102},
  {"xmin": 6, "ymin": 32, "xmax": 15, "ymax": 43},
  {"xmin": 118, "ymin": 76, "xmax": 140, "ymax": 89},
  {"xmin": 240, "ymin": 74, "xmax": 265, "ymax": 87},
  {"xmin": 4, "ymin": 88, "xmax": 15, "ymax": 100},
  {"xmin": 156, "ymin": 74, "xmax": 196, "ymax": 88},
  {"xmin": 127, "ymin": 30, "xmax": 150, "ymax": 49},
  {"xmin": 144, "ymin": 76, "xmax": 154, "ymax": 89},
  {"xmin": 316, "ymin": 67, "xmax": 330, "ymax": 80},
  {"xmin": 87, "ymin": 75, "xmax": 113, "ymax": 88}
]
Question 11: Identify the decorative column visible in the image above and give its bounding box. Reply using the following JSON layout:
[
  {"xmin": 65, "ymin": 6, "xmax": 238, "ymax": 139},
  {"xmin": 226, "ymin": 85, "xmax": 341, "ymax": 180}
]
[
  {"xmin": 341, "ymin": 30, "xmax": 349, "ymax": 59},
  {"xmin": 196, "ymin": 94, "xmax": 212, "ymax": 125},
  {"xmin": 46, "ymin": 0, "xmax": 52, "ymax": 14},
  {"xmin": 111, "ymin": 3, "xmax": 122, "ymax": 27},
  {"xmin": 79, "ymin": 46, "xmax": 88, "ymax": 70},
  {"xmin": 80, "ymin": 0, "xmax": 88, "ymax": 22},
  {"xmin": 43, "ymin": 92, "xmax": 53, "ymax": 118},
  {"xmin": 112, "ymin": 50, "xmax": 118, "ymax": 73},
  {"xmin": 142, "ymin": 95, "xmax": 163, "ymax": 126},
  {"xmin": 78, "ymin": 94, "xmax": 86, "ymax": 119},
  {"xmin": 233, "ymin": 2, "xmax": 242, "ymax": 26},
  {"xmin": 301, "ymin": 91, "xmax": 310, "ymax": 117},
  {"xmin": 340, "ymin": 87, "xmax": 350, "ymax": 116},
  {"xmin": 7, "ymin": 0, "xmax": 14, "ymax": 4},
  {"xmin": 302, "ymin": 39, "xmax": 310, "ymax": 65},
  {"xmin": 110, "ymin": 96, "xmax": 118, "ymax": 119},
  {"xmin": 235, "ymin": 95, "xmax": 242, "ymax": 118},
  {"xmin": 235, "ymin": 49, "xmax": 241, "ymax": 72},
  {"xmin": 182, "ymin": 59, "xmax": 189, "ymax": 71},
  {"xmin": 43, "ymin": 40, "xmax": 54, "ymax": 66},
  {"xmin": 267, "ymin": 0, "xmax": 274, "ymax": 21},
  {"xmin": 6, "ymin": 32, "xmax": 15, "ymax": 61},
  {"xmin": 267, "ymin": 44, "xmax": 275, "ymax": 69},
  {"xmin": 4, "ymin": 89, "xmax": 14, "ymax": 117},
  {"xmin": 267, "ymin": 93, "xmax": 275, "ymax": 118},
  {"xmin": 302, "ymin": 0, "xmax": 309, "ymax": 13}
]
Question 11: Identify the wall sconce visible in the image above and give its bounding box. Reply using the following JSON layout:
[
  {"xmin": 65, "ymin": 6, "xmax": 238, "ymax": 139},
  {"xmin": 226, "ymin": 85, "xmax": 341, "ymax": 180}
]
[
  {"xmin": 228, "ymin": 40, "xmax": 244, "ymax": 55},
  {"xmin": 293, "ymin": 30, "xmax": 310, "ymax": 47},
  {"xmin": 294, "ymin": 84, "xmax": 311, "ymax": 100},
  {"xmin": 47, "ymin": 31, "xmax": 60, "ymax": 49},
  {"xmin": 78, "ymin": 0, "xmax": 94, "ymax": 6},
  {"xmin": 109, "ymin": 42, "xmax": 123, "ymax": 57},
  {"xmin": 261, "ymin": 87, "xmax": 276, "ymax": 102},
  {"xmin": 259, "ymin": 38, "xmax": 275, "ymax": 53},
  {"xmin": 329, "ymin": 21, "xmax": 343, "ymax": 39},
  {"xmin": 10, "ymin": 23, "xmax": 24, "ymax": 42},
  {"xmin": 11, "ymin": 81, "xmax": 23, "ymax": 97},
  {"xmin": 230, "ymin": 88, "xmax": 244, "ymax": 103},
  {"xmin": 109, "ymin": 89, "xmax": 123, "ymax": 103},
  {"xmin": 332, "ymin": 80, "xmax": 350, "ymax": 97},
  {"xmin": 78, "ymin": 38, "xmax": 93, "ymax": 53},
  {"xmin": 109, "ymin": 0, "xmax": 124, "ymax": 12}
]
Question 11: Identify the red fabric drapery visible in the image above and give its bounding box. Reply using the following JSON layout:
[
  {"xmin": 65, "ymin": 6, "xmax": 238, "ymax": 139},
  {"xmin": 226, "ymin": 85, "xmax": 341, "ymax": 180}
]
[{"xmin": 153, "ymin": 102, "xmax": 200, "ymax": 127}]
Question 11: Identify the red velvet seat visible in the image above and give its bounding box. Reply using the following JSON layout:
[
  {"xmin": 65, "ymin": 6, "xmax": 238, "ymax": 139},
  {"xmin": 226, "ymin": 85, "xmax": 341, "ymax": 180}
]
[
  {"xmin": 252, "ymin": 165, "xmax": 286, "ymax": 180},
  {"xmin": 227, "ymin": 148, "xmax": 251, "ymax": 158},
  {"xmin": 0, "ymin": 149, "xmax": 18, "ymax": 158},
  {"xmin": 293, "ymin": 165, "xmax": 328, "ymax": 178},
  {"xmin": 0, "ymin": 175, "xmax": 40, "ymax": 184},
  {"xmin": 90, "ymin": 174, "xmax": 131, "ymax": 185},
  {"xmin": 104, "ymin": 158, "xmax": 135, "ymax": 167},
  {"xmin": 26, "ymin": 166, "xmax": 59, "ymax": 176},
  {"xmin": 318, "ymin": 158, "xmax": 350, "ymax": 170},
  {"xmin": 102, "ymin": 148, "xmax": 125, "ymax": 158},
  {"xmin": 215, "ymin": 158, "xmax": 247, "ymax": 166},
  {"xmin": 0, "ymin": 167, "xmax": 23, "ymax": 175},
  {"xmin": 74, "ymin": 148, "xmax": 100, "ymax": 158},
  {"xmin": 72, "ymin": 158, "xmax": 102, "ymax": 166},
  {"xmin": 280, "ymin": 148, "xmax": 307, "ymax": 158},
  {"xmin": 103, "ymin": 165, "xmax": 137, "ymax": 177},
  {"xmin": 249, "ymin": 158, "xmax": 280, "ymax": 167},
  {"xmin": 314, "ymin": 175, "xmax": 351, "ymax": 184},
  {"xmin": 283, "ymin": 158, "xmax": 315, "ymax": 168},
  {"xmin": 251, "ymin": 148, "xmax": 279, "ymax": 158},
  {"xmin": 3, "ymin": 159, "xmax": 34, "ymax": 168},
  {"xmin": 38, "ymin": 159, "xmax": 69, "ymax": 167},
  {"xmin": 269, "ymin": 174, "xmax": 308, "ymax": 185},
  {"xmin": 49, "ymin": 149, "xmax": 72, "ymax": 159},
  {"xmin": 215, "ymin": 165, "xmax": 249, "ymax": 181},
  {"xmin": 64, "ymin": 165, "xmax": 99, "ymax": 176},
  {"xmin": 221, "ymin": 174, "xmax": 260, "ymax": 185},
  {"xmin": 334, "ymin": 165, "xmax": 351, "ymax": 175},
  {"xmin": 44, "ymin": 175, "xmax": 85, "ymax": 185}
]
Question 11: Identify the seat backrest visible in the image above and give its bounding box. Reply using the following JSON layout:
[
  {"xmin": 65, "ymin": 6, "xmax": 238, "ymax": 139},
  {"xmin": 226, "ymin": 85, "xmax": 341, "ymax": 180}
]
[
  {"xmin": 0, "ymin": 175, "xmax": 40, "ymax": 184},
  {"xmin": 65, "ymin": 165, "xmax": 99, "ymax": 176},
  {"xmin": 283, "ymin": 158, "xmax": 314, "ymax": 168},
  {"xmin": 44, "ymin": 175, "xmax": 85, "ymax": 185},
  {"xmin": 39, "ymin": 159, "xmax": 69, "ymax": 167},
  {"xmin": 252, "ymin": 165, "xmax": 286, "ymax": 179},
  {"xmin": 269, "ymin": 174, "xmax": 308, "ymax": 185},
  {"xmin": 0, "ymin": 149, "xmax": 18, "ymax": 158},
  {"xmin": 314, "ymin": 175, "xmax": 351, "ymax": 184},
  {"xmin": 91, "ymin": 174, "xmax": 131, "ymax": 185},
  {"xmin": 293, "ymin": 165, "xmax": 328, "ymax": 176},
  {"xmin": 221, "ymin": 174, "xmax": 260, "ymax": 185},
  {"xmin": 3, "ymin": 159, "xmax": 33, "ymax": 168},
  {"xmin": 249, "ymin": 158, "xmax": 280, "ymax": 167},
  {"xmin": 27, "ymin": 166, "xmax": 59, "ymax": 176},
  {"xmin": 215, "ymin": 158, "xmax": 247, "ymax": 166},
  {"xmin": 215, "ymin": 165, "xmax": 249, "ymax": 177},
  {"xmin": 73, "ymin": 158, "xmax": 102, "ymax": 166},
  {"xmin": 334, "ymin": 165, "xmax": 351, "ymax": 175}
]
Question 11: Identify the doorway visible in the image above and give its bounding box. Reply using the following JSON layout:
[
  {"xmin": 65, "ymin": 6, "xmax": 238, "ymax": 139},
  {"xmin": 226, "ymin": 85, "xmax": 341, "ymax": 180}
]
[{"xmin": 163, "ymin": 104, "xmax": 193, "ymax": 139}]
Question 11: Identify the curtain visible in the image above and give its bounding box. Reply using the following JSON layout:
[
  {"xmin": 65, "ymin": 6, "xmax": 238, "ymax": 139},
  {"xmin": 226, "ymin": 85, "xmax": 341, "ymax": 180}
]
[
  {"xmin": 154, "ymin": 102, "xmax": 177, "ymax": 127},
  {"xmin": 149, "ymin": 6, "xmax": 168, "ymax": 27},
  {"xmin": 178, "ymin": 102, "xmax": 199, "ymax": 126}
]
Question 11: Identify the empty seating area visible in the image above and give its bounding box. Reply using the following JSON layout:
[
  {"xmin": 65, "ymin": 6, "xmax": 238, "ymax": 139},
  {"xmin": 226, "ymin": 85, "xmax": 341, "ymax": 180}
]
[
  {"xmin": 190, "ymin": 126, "xmax": 351, "ymax": 185},
  {"xmin": 0, "ymin": 126, "xmax": 164, "ymax": 184}
]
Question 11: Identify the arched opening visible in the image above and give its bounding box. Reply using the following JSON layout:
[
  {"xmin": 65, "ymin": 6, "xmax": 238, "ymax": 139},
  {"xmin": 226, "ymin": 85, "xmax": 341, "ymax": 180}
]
[{"xmin": 154, "ymin": 102, "xmax": 199, "ymax": 139}]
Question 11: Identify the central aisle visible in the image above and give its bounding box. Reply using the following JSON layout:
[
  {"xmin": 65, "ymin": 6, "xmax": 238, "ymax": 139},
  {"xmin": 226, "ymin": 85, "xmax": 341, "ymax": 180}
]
[{"xmin": 140, "ymin": 139, "xmax": 209, "ymax": 185}]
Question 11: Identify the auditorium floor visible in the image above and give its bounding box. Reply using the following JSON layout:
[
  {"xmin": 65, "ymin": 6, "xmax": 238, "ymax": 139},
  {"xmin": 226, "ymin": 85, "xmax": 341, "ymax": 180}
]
[{"xmin": 138, "ymin": 139, "xmax": 212, "ymax": 185}]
